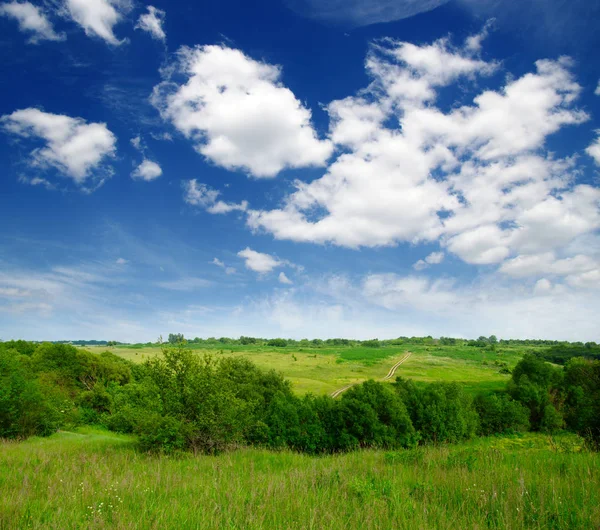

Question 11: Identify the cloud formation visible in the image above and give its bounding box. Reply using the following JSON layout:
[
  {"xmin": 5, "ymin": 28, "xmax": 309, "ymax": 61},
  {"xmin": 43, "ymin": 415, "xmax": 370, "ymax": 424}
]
[
  {"xmin": 64, "ymin": 0, "xmax": 127, "ymax": 45},
  {"xmin": 183, "ymin": 180, "xmax": 247, "ymax": 214},
  {"xmin": 278, "ymin": 272, "xmax": 293, "ymax": 285},
  {"xmin": 0, "ymin": 1, "xmax": 65, "ymax": 43},
  {"xmin": 413, "ymin": 251, "xmax": 444, "ymax": 271},
  {"xmin": 152, "ymin": 45, "xmax": 333, "ymax": 178},
  {"xmin": 587, "ymin": 133, "xmax": 600, "ymax": 166},
  {"xmin": 132, "ymin": 159, "xmax": 163, "ymax": 181},
  {"xmin": 238, "ymin": 248, "xmax": 284, "ymax": 273},
  {"xmin": 234, "ymin": 32, "xmax": 599, "ymax": 289},
  {"xmin": 1, "ymin": 108, "xmax": 116, "ymax": 189},
  {"xmin": 212, "ymin": 258, "xmax": 236, "ymax": 275},
  {"xmin": 135, "ymin": 5, "xmax": 165, "ymax": 41}
]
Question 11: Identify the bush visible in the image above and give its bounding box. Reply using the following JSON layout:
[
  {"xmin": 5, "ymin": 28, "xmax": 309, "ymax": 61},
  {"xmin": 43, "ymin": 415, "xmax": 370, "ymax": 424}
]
[
  {"xmin": 340, "ymin": 381, "xmax": 416, "ymax": 449},
  {"xmin": 267, "ymin": 338, "xmax": 287, "ymax": 347},
  {"xmin": 395, "ymin": 378, "xmax": 478, "ymax": 444},
  {"xmin": 129, "ymin": 345, "xmax": 254, "ymax": 454},
  {"xmin": 507, "ymin": 354, "xmax": 564, "ymax": 431},
  {"xmin": 135, "ymin": 413, "xmax": 189, "ymax": 454},
  {"xmin": 0, "ymin": 348, "xmax": 61, "ymax": 438},
  {"xmin": 474, "ymin": 393, "xmax": 530, "ymax": 435}
]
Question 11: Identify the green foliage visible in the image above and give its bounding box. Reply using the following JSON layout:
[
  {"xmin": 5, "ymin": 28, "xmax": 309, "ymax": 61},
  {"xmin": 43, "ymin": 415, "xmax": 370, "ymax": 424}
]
[
  {"xmin": 2, "ymin": 338, "xmax": 599, "ymax": 457},
  {"xmin": 0, "ymin": 342, "xmax": 133, "ymax": 440},
  {"xmin": 340, "ymin": 380, "xmax": 416, "ymax": 449},
  {"xmin": 562, "ymin": 358, "xmax": 600, "ymax": 448},
  {"xmin": 0, "ymin": 348, "xmax": 60, "ymax": 438},
  {"xmin": 267, "ymin": 338, "xmax": 288, "ymax": 347},
  {"xmin": 167, "ymin": 333, "xmax": 185, "ymax": 344},
  {"xmin": 395, "ymin": 378, "xmax": 478, "ymax": 444},
  {"xmin": 535, "ymin": 343, "xmax": 600, "ymax": 365},
  {"xmin": 508, "ymin": 354, "xmax": 563, "ymax": 432},
  {"xmin": 263, "ymin": 381, "xmax": 416, "ymax": 453},
  {"xmin": 135, "ymin": 413, "xmax": 189, "ymax": 454},
  {"xmin": 362, "ymin": 339, "xmax": 381, "ymax": 348},
  {"xmin": 474, "ymin": 393, "xmax": 530, "ymax": 435}
]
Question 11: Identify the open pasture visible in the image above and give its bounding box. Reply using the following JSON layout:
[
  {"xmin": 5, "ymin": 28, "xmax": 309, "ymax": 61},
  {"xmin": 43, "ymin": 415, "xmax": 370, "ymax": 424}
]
[{"xmin": 85, "ymin": 341, "xmax": 528, "ymax": 395}]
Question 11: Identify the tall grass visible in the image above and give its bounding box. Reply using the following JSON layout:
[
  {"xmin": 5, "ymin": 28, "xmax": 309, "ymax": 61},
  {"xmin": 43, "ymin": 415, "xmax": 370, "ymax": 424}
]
[{"xmin": 1, "ymin": 429, "xmax": 598, "ymax": 529}]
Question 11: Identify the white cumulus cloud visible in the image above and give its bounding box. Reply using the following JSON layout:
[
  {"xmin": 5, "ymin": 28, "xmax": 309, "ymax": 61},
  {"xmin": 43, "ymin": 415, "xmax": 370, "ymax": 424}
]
[
  {"xmin": 152, "ymin": 45, "xmax": 333, "ymax": 178},
  {"xmin": 0, "ymin": 1, "xmax": 65, "ymax": 43},
  {"xmin": 64, "ymin": 0, "xmax": 127, "ymax": 45},
  {"xmin": 241, "ymin": 30, "xmax": 598, "ymax": 280},
  {"xmin": 131, "ymin": 159, "xmax": 162, "ymax": 181},
  {"xmin": 1, "ymin": 108, "xmax": 116, "ymax": 189},
  {"xmin": 238, "ymin": 248, "xmax": 283, "ymax": 274},
  {"xmin": 135, "ymin": 5, "xmax": 165, "ymax": 41},
  {"xmin": 413, "ymin": 251, "xmax": 445, "ymax": 270},
  {"xmin": 587, "ymin": 133, "xmax": 600, "ymax": 166}
]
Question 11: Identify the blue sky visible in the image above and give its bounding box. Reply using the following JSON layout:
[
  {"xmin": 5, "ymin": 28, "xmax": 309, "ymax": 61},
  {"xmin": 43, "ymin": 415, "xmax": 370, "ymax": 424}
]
[{"xmin": 1, "ymin": 0, "xmax": 599, "ymax": 342}]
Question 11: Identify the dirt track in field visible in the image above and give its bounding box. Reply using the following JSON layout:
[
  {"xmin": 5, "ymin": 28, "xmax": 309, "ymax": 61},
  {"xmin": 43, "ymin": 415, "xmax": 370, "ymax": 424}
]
[{"xmin": 329, "ymin": 351, "xmax": 413, "ymax": 398}]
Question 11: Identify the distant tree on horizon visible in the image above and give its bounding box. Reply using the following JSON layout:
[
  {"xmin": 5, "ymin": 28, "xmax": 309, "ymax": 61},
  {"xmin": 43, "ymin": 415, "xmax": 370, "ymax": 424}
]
[{"xmin": 168, "ymin": 333, "xmax": 185, "ymax": 344}]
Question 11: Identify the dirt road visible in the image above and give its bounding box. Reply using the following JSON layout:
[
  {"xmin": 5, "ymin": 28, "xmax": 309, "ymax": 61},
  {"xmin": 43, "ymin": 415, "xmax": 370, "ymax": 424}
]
[{"xmin": 329, "ymin": 351, "xmax": 413, "ymax": 398}]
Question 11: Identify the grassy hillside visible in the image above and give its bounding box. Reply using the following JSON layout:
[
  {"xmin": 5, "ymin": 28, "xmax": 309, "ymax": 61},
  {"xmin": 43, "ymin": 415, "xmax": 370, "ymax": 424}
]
[
  {"xmin": 1, "ymin": 428, "xmax": 597, "ymax": 530},
  {"xmin": 85, "ymin": 342, "xmax": 526, "ymax": 395}
]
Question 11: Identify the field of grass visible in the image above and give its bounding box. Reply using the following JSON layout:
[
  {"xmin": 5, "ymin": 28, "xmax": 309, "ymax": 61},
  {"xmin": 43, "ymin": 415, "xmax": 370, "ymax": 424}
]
[
  {"xmin": 1, "ymin": 428, "xmax": 598, "ymax": 529},
  {"xmin": 85, "ymin": 342, "xmax": 527, "ymax": 395}
]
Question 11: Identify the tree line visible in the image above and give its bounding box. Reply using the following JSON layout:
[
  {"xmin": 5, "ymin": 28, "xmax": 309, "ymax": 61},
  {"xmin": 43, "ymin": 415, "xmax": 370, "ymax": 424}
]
[{"xmin": 1, "ymin": 340, "xmax": 599, "ymax": 453}]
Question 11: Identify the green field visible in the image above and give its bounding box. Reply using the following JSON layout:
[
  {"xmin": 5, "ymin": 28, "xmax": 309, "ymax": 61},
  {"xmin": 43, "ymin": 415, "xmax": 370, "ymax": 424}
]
[
  {"xmin": 1, "ymin": 428, "xmax": 597, "ymax": 530},
  {"xmin": 85, "ymin": 342, "xmax": 526, "ymax": 395}
]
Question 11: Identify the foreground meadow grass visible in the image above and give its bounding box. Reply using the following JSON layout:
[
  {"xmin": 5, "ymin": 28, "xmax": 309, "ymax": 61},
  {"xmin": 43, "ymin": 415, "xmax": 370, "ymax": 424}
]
[{"xmin": 1, "ymin": 429, "xmax": 598, "ymax": 529}]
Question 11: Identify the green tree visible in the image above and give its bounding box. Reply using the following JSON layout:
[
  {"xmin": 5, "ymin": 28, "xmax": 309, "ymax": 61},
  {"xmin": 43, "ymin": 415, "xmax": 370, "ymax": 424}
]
[
  {"xmin": 168, "ymin": 333, "xmax": 185, "ymax": 344},
  {"xmin": 507, "ymin": 354, "xmax": 563, "ymax": 431},
  {"xmin": 474, "ymin": 393, "xmax": 530, "ymax": 435}
]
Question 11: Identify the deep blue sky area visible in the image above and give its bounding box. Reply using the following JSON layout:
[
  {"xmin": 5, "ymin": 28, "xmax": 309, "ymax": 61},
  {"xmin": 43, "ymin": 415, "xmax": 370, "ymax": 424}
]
[{"xmin": 1, "ymin": 0, "xmax": 599, "ymax": 342}]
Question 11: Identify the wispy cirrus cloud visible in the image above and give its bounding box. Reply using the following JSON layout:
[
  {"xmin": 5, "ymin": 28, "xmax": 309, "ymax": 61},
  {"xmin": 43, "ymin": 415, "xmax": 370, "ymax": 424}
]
[
  {"xmin": 155, "ymin": 277, "xmax": 211, "ymax": 291},
  {"xmin": 284, "ymin": 0, "xmax": 449, "ymax": 27},
  {"xmin": 183, "ymin": 180, "xmax": 247, "ymax": 214}
]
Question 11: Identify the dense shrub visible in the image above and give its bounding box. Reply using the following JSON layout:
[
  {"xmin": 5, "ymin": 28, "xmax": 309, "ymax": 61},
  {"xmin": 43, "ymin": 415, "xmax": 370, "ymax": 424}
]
[
  {"xmin": 262, "ymin": 381, "xmax": 415, "ymax": 453},
  {"xmin": 125, "ymin": 345, "xmax": 255, "ymax": 454},
  {"xmin": 267, "ymin": 338, "xmax": 288, "ymax": 347},
  {"xmin": 340, "ymin": 381, "xmax": 416, "ymax": 449},
  {"xmin": 2, "ymin": 340, "xmax": 599, "ymax": 454},
  {"xmin": 474, "ymin": 393, "xmax": 530, "ymax": 435},
  {"xmin": 507, "ymin": 354, "xmax": 563, "ymax": 432},
  {"xmin": 395, "ymin": 379, "xmax": 478, "ymax": 444},
  {"xmin": 0, "ymin": 347, "xmax": 61, "ymax": 438},
  {"xmin": 562, "ymin": 358, "xmax": 600, "ymax": 447}
]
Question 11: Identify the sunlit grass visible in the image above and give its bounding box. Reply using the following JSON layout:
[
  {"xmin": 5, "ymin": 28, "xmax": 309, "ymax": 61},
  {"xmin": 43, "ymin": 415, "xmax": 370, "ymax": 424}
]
[
  {"xmin": 1, "ymin": 429, "xmax": 598, "ymax": 529},
  {"xmin": 86, "ymin": 342, "xmax": 524, "ymax": 395}
]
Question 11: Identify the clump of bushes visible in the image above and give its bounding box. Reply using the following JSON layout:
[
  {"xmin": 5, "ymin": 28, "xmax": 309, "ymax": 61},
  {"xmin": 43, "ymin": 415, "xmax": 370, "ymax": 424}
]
[
  {"xmin": 267, "ymin": 338, "xmax": 288, "ymax": 347},
  {"xmin": 2, "ymin": 341, "xmax": 599, "ymax": 454}
]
